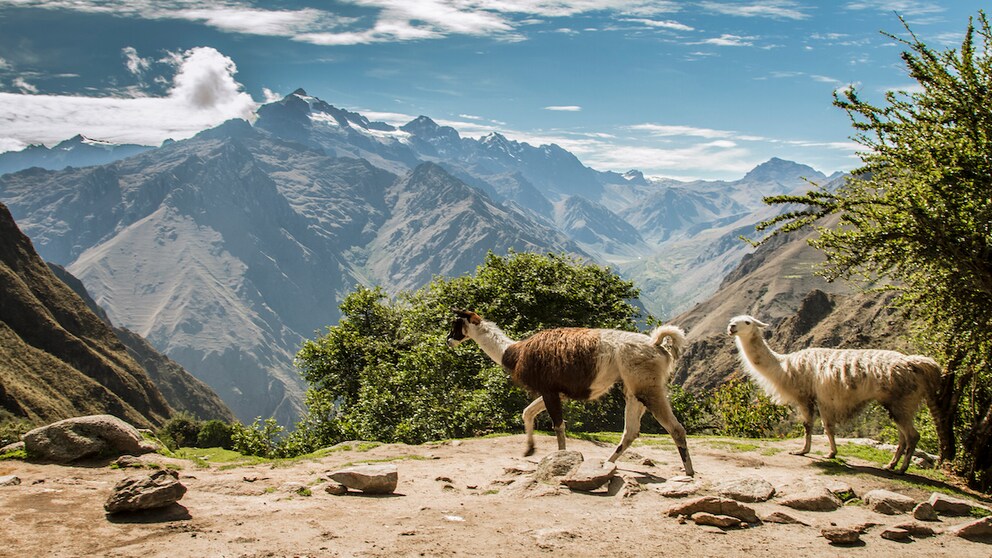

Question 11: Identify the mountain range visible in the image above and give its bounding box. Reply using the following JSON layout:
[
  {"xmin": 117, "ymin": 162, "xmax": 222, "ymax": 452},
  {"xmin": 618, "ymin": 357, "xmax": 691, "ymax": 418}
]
[{"xmin": 0, "ymin": 89, "xmax": 845, "ymax": 424}]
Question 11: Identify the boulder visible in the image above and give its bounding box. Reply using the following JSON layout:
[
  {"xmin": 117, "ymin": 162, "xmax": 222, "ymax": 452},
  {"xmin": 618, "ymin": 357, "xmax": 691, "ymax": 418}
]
[
  {"xmin": 329, "ymin": 464, "xmax": 398, "ymax": 494},
  {"xmin": 691, "ymin": 512, "xmax": 741, "ymax": 529},
  {"xmin": 666, "ymin": 496, "xmax": 759, "ymax": 523},
  {"xmin": 534, "ymin": 451, "xmax": 583, "ymax": 482},
  {"xmin": 928, "ymin": 493, "xmax": 985, "ymax": 517},
  {"xmin": 104, "ymin": 469, "xmax": 186, "ymax": 514},
  {"xmin": 912, "ymin": 502, "xmax": 939, "ymax": 522},
  {"xmin": 946, "ymin": 517, "xmax": 992, "ymax": 542},
  {"xmin": 821, "ymin": 527, "xmax": 861, "ymax": 545},
  {"xmin": 561, "ymin": 459, "xmax": 616, "ymax": 491},
  {"xmin": 716, "ymin": 477, "xmax": 775, "ymax": 503},
  {"xmin": 880, "ymin": 527, "xmax": 911, "ymax": 541},
  {"xmin": 24, "ymin": 415, "xmax": 155, "ymax": 463},
  {"xmin": 893, "ymin": 522, "xmax": 937, "ymax": 538},
  {"xmin": 864, "ymin": 489, "xmax": 916, "ymax": 515},
  {"xmin": 324, "ymin": 481, "xmax": 348, "ymax": 495},
  {"xmin": 779, "ymin": 488, "xmax": 843, "ymax": 512},
  {"xmin": 0, "ymin": 475, "xmax": 21, "ymax": 486},
  {"xmin": 654, "ymin": 475, "xmax": 704, "ymax": 498},
  {"xmin": 761, "ymin": 511, "xmax": 807, "ymax": 526}
]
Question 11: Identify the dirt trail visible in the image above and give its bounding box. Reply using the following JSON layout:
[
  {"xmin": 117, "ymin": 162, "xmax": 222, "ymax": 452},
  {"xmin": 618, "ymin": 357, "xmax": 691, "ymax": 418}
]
[{"xmin": 1, "ymin": 434, "xmax": 989, "ymax": 557}]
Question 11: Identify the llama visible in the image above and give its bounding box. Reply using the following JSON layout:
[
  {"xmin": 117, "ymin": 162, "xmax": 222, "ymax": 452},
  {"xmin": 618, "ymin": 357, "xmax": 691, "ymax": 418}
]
[
  {"xmin": 728, "ymin": 315, "xmax": 944, "ymax": 473},
  {"xmin": 446, "ymin": 308, "xmax": 694, "ymax": 476}
]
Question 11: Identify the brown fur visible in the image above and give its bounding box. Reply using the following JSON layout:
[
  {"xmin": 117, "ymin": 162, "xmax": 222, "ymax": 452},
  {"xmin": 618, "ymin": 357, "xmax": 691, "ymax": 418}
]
[{"xmin": 502, "ymin": 329, "xmax": 600, "ymax": 400}]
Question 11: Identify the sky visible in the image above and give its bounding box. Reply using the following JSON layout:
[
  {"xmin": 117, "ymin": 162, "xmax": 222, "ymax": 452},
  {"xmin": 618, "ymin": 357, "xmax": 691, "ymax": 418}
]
[{"xmin": 0, "ymin": 1, "xmax": 985, "ymax": 181}]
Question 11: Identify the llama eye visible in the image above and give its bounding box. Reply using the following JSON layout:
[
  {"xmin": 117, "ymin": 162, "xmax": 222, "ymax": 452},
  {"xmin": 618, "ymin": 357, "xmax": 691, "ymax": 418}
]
[{"xmin": 745, "ymin": 321, "xmax": 751, "ymax": 325}]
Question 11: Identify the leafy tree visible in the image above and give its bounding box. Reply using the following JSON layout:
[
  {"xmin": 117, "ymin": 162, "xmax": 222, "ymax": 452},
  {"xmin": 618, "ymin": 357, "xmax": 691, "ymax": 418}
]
[
  {"xmin": 196, "ymin": 419, "xmax": 234, "ymax": 449},
  {"xmin": 755, "ymin": 13, "xmax": 992, "ymax": 488},
  {"xmin": 710, "ymin": 377, "xmax": 791, "ymax": 438},
  {"xmin": 157, "ymin": 412, "xmax": 201, "ymax": 450},
  {"xmin": 294, "ymin": 251, "xmax": 650, "ymax": 446}
]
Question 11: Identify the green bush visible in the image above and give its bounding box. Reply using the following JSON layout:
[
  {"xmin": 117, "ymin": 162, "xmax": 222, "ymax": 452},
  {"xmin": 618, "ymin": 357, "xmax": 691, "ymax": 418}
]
[
  {"xmin": 196, "ymin": 420, "xmax": 234, "ymax": 449},
  {"xmin": 0, "ymin": 418, "xmax": 33, "ymax": 448},
  {"xmin": 156, "ymin": 412, "xmax": 201, "ymax": 450},
  {"xmin": 710, "ymin": 377, "xmax": 792, "ymax": 438},
  {"xmin": 231, "ymin": 417, "xmax": 284, "ymax": 458}
]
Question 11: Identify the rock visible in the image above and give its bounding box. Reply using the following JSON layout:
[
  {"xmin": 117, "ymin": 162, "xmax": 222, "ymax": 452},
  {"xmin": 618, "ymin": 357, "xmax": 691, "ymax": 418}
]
[
  {"xmin": 0, "ymin": 475, "xmax": 21, "ymax": 486},
  {"xmin": 666, "ymin": 496, "xmax": 759, "ymax": 523},
  {"xmin": 761, "ymin": 511, "xmax": 808, "ymax": 526},
  {"xmin": 779, "ymin": 488, "xmax": 843, "ymax": 512},
  {"xmin": 324, "ymin": 481, "xmax": 348, "ymax": 495},
  {"xmin": 114, "ymin": 455, "xmax": 145, "ymax": 469},
  {"xmin": 880, "ymin": 527, "xmax": 911, "ymax": 541},
  {"xmin": 716, "ymin": 477, "xmax": 775, "ymax": 503},
  {"xmin": 691, "ymin": 512, "xmax": 741, "ymax": 529},
  {"xmin": 104, "ymin": 469, "xmax": 187, "ymax": 513},
  {"xmin": 824, "ymin": 480, "xmax": 857, "ymax": 502},
  {"xmin": 864, "ymin": 489, "xmax": 916, "ymax": 515},
  {"xmin": 24, "ymin": 415, "xmax": 155, "ymax": 463},
  {"xmin": 1, "ymin": 441, "xmax": 25, "ymax": 454},
  {"xmin": 655, "ymin": 476, "xmax": 704, "ymax": 498},
  {"xmin": 928, "ymin": 493, "xmax": 985, "ymax": 517},
  {"xmin": 946, "ymin": 517, "xmax": 992, "ymax": 541},
  {"xmin": 822, "ymin": 527, "xmax": 861, "ymax": 545},
  {"xmin": 561, "ymin": 459, "xmax": 616, "ymax": 491},
  {"xmin": 893, "ymin": 522, "xmax": 937, "ymax": 538},
  {"xmin": 912, "ymin": 502, "xmax": 940, "ymax": 522},
  {"xmin": 329, "ymin": 464, "xmax": 398, "ymax": 494},
  {"xmin": 534, "ymin": 451, "xmax": 583, "ymax": 482}
]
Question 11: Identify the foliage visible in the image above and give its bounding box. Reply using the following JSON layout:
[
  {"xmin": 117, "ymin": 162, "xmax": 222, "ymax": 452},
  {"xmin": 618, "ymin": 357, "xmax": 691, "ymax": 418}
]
[
  {"xmin": 196, "ymin": 420, "xmax": 234, "ymax": 450},
  {"xmin": 156, "ymin": 412, "xmax": 201, "ymax": 451},
  {"xmin": 754, "ymin": 12, "xmax": 992, "ymax": 490},
  {"xmin": 294, "ymin": 251, "xmax": 652, "ymax": 447},
  {"xmin": 231, "ymin": 417, "xmax": 285, "ymax": 458},
  {"xmin": 0, "ymin": 418, "xmax": 33, "ymax": 448},
  {"xmin": 709, "ymin": 377, "xmax": 792, "ymax": 438}
]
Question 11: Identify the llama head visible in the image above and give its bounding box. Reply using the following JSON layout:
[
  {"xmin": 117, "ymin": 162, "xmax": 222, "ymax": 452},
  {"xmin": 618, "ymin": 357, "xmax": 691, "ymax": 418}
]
[
  {"xmin": 727, "ymin": 315, "xmax": 769, "ymax": 337},
  {"xmin": 447, "ymin": 308, "xmax": 483, "ymax": 347}
]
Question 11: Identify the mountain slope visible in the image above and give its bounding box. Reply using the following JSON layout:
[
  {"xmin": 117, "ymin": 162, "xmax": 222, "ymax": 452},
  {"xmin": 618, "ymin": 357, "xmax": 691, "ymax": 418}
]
[
  {"xmin": 0, "ymin": 135, "xmax": 153, "ymax": 176},
  {"xmin": 0, "ymin": 202, "xmax": 172, "ymax": 427}
]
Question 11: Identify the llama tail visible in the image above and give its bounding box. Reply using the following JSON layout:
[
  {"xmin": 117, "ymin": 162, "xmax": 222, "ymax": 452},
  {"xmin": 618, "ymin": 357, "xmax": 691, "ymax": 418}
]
[{"xmin": 650, "ymin": 325, "xmax": 688, "ymax": 361}]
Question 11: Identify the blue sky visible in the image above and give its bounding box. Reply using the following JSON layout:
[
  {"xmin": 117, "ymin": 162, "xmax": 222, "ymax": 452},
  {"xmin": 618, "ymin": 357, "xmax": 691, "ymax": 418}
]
[{"xmin": 0, "ymin": 1, "xmax": 985, "ymax": 180}]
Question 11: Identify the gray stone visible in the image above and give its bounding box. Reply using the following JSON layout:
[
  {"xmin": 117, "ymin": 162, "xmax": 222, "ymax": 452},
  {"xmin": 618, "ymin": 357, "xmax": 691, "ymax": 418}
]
[
  {"xmin": 104, "ymin": 469, "xmax": 186, "ymax": 513},
  {"xmin": 822, "ymin": 527, "xmax": 861, "ymax": 545},
  {"xmin": 534, "ymin": 451, "xmax": 583, "ymax": 482},
  {"xmin": 761, "ymin": 511, "xmax": 808, "ymax": 526},
  {"xmin": 825, "ymin": 480, "xmax": 857, "ymax": 501},
  {"xmin": 691, "ymin": 512, "xmax": 742, "ymax": 528},
  {"xmin": 946, "ymin": 517, "xmax": 992, "ymax": 541},
  {"xmin": 114, "ymin": 455, "xmax": 145, "ymax": 469},
  {"xmin": 666, "ymin": 496, "xmax": 759, "ymax": 523},
  {"xmin": 880, "ymin": 527, "xmax": 911, "ymax": 541},
  {"xmin": 655, "ymin": 475, "xmax": 703, "ymax": 498},
  {"xmin": 779, "ymin": 488, "xmax": 843, "ymax": 512},
  {"xmin": 561, "ymin": 459, "xmax": 616, "ymax": 491},
  {"xmin": 912, "ymin": 502, "xmax": 940, "ymax": 521},
  {"xmin": 24, "ymin": 415, "xmax": 155, "ymax": 463},
  {"xmin": 329, "ymin": 464, "xmax": 398, "ymax": 494},
  {"xmin": 324, "ymin": 481, "xmax": 348, "ymax": 495},
  {"xmin": 864, "ymin": 489, "xmax": 916, "ymax": 515},
  {"xmin": 0, "ymin": 475, "xmax": 21, "ymax": 486},
  {"xmin": 928, "ymin": 493, "xmax": 986, "ymax": 517},
  {"xmin": 716, "ymin": 477, "xmax": 776, "ymax": 503}
]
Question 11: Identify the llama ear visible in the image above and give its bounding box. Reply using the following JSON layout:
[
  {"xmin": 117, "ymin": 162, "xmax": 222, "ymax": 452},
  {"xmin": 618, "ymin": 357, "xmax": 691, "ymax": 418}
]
[
  {"xmin": 450, "ymin": 307, "xmax": 482, "ymax": 324},
  {"xmin": 754, "ymin": 318, "xmax": 770, "ymax": 328}
]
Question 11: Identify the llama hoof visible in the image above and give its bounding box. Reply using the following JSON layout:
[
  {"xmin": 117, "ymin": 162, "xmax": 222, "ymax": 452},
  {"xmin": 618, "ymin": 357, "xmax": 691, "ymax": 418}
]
[
  {"xmin": 789, "ymin": 450, "xmax": 809, "ymax": 456},
  {"xmin": 826, "ymin": 452, "xmax": 837, "ymax": 459},
  {"xmin": 523, "ymin": 446, "xmax": 535, "ymax": 457}
]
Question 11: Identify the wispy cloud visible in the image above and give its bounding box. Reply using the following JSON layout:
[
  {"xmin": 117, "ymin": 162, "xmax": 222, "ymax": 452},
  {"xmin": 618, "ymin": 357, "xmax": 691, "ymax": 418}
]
[
  {"xmin": 622, "ymin": 18, "xmax": 694, "ymax": 31},
  {"xmin": 13, "ymin": 77, "xmax": 39, "ymax": 94},
  {"xmin": 699, "ymin": 34, "xmax": 757, "ymax": 47},
  {"xmin": 0, "ymin": 46, "xmax": 257, "ymax": 148},
  {"xmin": 701, "ymin": 1, "xmax": 810, "ymax": 20},
  {"xmin": 544, "ymin": 105, "xmax": 582, "ymax": 112},
  {"xmin": 843, "ymin": 1, "xmax": 945, "ymax": 18}
]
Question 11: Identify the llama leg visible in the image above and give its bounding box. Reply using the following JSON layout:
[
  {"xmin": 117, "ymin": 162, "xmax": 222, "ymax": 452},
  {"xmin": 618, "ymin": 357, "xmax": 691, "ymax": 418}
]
[
  {"xmin": 821, "ymin": 414, "xmax": 837, "ymax": 459},
  {"xmin": 637, "ymin": 389, "xmax": 694, "ymax": 477},
  {"xmin": 521, "ymin": 397, "xmax": 546, "ymax": 457},
  {"xmin": 792, "ymin": 400, "xmax": 815, "ymax": 456},
  {"xmin": 887, "ymin": 405, "xmax": 920, "ymax": 474},
  {"xmin": 608, "ymin": 395, "xmax": 645, "ymax": 463},
  {"xmin": 542, "ymin": 393, "xmax": 567, "ymax": 451}
]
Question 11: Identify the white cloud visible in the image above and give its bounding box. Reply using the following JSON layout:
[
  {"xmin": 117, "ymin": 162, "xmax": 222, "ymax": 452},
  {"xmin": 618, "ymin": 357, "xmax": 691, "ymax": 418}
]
[
  {"xmin": 699, "ymin": 34, "xmax": 756, "ymax": 47},
  {"xmin": 544, "ymin": 105, "xmax": 582, "ymax": 111},
  {"xmin": 700, "ymin": 1, "xmax": 809, "ymax": 20},
  {"xmin": 0, "ymin": 57, "xmax": 10, "ymax": 70},
  {"xmin": 122, "ymin": 46, "xmax": 151, "ymax": 77},
  {"xmin": 843, "ymin": 1, "xmax": 945, "ymax": 18},
  {"xmin": 13, "ymin": 78, "xmax": 38, "ymax": 94},
  {"xmin": 623, "ymin": 18, "xmax": 694, "ymax": 31},
  {"xmin": 0, "ymin": 46, "xmax": 257, "ymax": 150}
]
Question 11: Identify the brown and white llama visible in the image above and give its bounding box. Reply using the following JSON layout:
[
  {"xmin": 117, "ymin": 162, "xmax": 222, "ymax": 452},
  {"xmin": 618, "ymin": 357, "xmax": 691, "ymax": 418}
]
[
  {"xmin": 447, "ymin": 308, "xmax": 694, "ymax": 476},
  {"xmin": 728, "ymin": 315, "xmax": 944, "ymax": 473}
]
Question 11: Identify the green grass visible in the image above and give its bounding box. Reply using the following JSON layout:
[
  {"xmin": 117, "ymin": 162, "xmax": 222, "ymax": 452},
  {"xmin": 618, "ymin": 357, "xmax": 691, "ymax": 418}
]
[
  {"xmin": 0, "ymin": 448, "xmax": 26, "ymax": 461},
  {"xmin": 174, "ymin": 447, "xmax": 270, "ymax": 467}
]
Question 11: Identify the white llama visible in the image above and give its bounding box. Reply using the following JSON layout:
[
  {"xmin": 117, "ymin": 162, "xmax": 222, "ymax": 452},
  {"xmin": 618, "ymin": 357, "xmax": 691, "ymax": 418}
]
[
  {"xmin": 728, "ymin": 315, "xmax": 944, "ymax": 473},
  {"xmin": 447, "ymin": 308, "xmax": 694, "ymax": 476}
]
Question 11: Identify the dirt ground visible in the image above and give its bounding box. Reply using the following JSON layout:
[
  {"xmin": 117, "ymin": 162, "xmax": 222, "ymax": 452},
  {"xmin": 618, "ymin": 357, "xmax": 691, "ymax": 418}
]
[{"xmin": 1, "ymin": 434, "xmax": 990, "ymax": 558}]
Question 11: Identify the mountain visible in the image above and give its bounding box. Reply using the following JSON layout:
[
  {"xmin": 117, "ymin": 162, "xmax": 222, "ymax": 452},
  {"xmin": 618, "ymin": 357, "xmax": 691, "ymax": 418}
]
[
  {"xmin": 0, "ymin": 202, "xmax": 172, "ymax": 427},
  {"xmin": 0, "ymin": 135, "xmax": 153, "ymax": 176},
  {"xmin": 0, "ymin": 119, "xmax": 581, "ymax": 424},
  {"xmin": 47, "ymin": 263, "xmax": 235, "ymax": 422}
]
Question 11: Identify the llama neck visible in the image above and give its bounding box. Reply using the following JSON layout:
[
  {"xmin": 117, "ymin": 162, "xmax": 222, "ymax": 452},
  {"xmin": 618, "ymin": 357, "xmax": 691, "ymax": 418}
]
[
  {"xmin": 469, "ymin": 320, "xmax": 516, "ymax": 365},
  {"xmin": 736, "ymin": 333, "xmax": 786, "ymax": 381}
]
